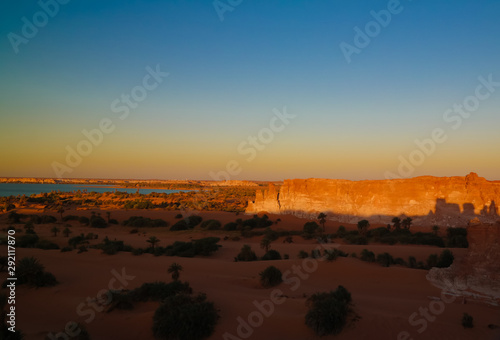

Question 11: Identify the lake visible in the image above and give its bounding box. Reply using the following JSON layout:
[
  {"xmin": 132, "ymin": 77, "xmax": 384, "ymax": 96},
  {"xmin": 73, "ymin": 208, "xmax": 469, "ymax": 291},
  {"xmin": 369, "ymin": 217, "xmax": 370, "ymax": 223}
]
[{"xmin": 0, "ymin": 183, "xmax": 186, "ymax": 197}]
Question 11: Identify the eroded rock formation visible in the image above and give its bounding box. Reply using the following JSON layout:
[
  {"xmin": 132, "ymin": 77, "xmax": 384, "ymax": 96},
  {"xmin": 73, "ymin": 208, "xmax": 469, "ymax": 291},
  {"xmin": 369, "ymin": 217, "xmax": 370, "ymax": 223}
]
[
  {"xmin": 426, "ymin": 221, "xmax": 500, "ymax": 304},
  {"xmin": 246, "ymin": 173, "xmax": 500, "ymax": 226}
]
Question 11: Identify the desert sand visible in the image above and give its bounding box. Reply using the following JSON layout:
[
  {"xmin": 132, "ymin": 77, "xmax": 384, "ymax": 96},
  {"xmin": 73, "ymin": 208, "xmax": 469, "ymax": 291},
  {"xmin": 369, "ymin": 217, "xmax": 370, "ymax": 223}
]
[{"xmin": 1, "ymin": 208, "xmax": 499, "ymax": 340}]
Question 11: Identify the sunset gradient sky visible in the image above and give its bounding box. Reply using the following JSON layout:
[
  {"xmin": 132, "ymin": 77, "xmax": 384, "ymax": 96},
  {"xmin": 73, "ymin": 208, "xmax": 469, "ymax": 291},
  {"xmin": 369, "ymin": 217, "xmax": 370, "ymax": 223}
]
[{"xmin": 1, "ymin": 0, "xmax": 499, "ymax": 181}]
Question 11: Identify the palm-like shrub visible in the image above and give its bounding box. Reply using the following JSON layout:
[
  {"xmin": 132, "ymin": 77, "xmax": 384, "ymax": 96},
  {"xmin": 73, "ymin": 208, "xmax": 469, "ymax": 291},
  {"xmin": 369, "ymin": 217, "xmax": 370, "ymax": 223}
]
[
  {"xmin": 168, "ymin": 263, "xmax": 183, "ymax": 281},
  {"xmin": 16, "ymin": 257, "xmax": 57, "ymax": 287}
]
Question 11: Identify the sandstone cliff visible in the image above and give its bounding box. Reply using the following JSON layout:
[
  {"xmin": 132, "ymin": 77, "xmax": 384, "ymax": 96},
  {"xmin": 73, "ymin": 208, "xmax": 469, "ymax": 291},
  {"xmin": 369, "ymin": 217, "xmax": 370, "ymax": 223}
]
[
  {"xmin": 246, "ymin": 173, "xmax": 500, "ymax": 227},
  {"xmin": 426, "ymin": 221, "xmax": 500, "ymax": 304}
]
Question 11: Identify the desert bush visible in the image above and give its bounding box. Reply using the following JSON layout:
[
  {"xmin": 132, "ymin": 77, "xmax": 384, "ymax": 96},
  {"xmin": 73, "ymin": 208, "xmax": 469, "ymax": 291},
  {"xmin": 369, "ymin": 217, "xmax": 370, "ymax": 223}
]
[
  {"xmin": 376, "ymin": 252, "xmax": 394, "ymax": 267},
  {"xmin": 35, "ymin": 239, "xmax": 60, "ymax": 250},
  {"xmin": 298, "ymin": 250, "xmax": 309, "ymax": 259},
  {"xmin": 132, "ymin": 248, "xmax": 144, "ymax": 256},
  {"xmin": 15, "ymin": 257, "xmax": 57, "ymax": 287},
  {"xmin": 223, "ymin": 222, "xmax": 238, "ymax": 231},
  {"xmin": 108, "ymin": 218, "xmax": 119, "ymax": 225},
  {"xmin": 40, "ymin": 215, "xmax": 57, "ymax": 224},
  {"xmin": 60, "ymin": 247, "xmax": 73, "ymax": 252},
  {"xmin": 367, "ymin": 227, "xmax": 390, "ymax": 238},
  {"xmin": 262, "ymin": 250, "xmax": 282, "ymax": 261},
  {"xmin": 345, "ymin": 234, "xmax": 368, "ymax": 245},
  {"xmin": 123, "ymin": 216, "xmax": 168, "ymax": 228},
  {"xmin": 62, "ymin": 215, "xmax": 79, "ymax": 222},
  {"xmin": 17, "ymin": 233, "xmax": 40, "ymax": 248},
  {"xmin": 124, "ymin": 199, "xmax": 154, "ymax": 209},
  {"xmin": 200, "ymin": 219, "xmax": 222, "ymax": 230},
  {"xmin": 394, "ymin": 257, "xmax": 407, "ymax": 266},
  {"xmin": 360, "ymin": 249, "xmax": 375, "ymax": 262},
  {"xmin": 152, "ymin": 293, "xmax": 218, "ymax": 340},
  {"xmin": 260, "ymin": 266, "xmax": 283, "ymax": 287},
  {"xmin": 436, "ymin": 249, "xmax": 454, "ymax": 268},
  {"xmin": 243, "ymin": 215, "xmax": 273, "ymax": 229},
  {"xmin": 311, "ymin": 249, "xmax": 322, "ymax": 259},
  {"xmin": 305, "ymin": 286, "xmax": 352, "ymax": 336},
  {"xmin": 170, "ymin": 215, "xmax": 202, "ymax": 231},
  {"xmin": 408, "ymin": 256, "xmax": 417, "ymax": 269},
  {"xmin": 90, "ymin": 215, "xmax": 107, "ymax": 228},
  {"xmin": 462, "ymin": 313, "xmax": 473, "ymax": 328},
  {"xmin": 129, "ymin": 281, "xmax": 193, "ymax": 302},
  {"xmin": 303, "ymin": 222, "xmax": 320, "ymax": 239},
  {"xmin": 129, "ymin": 228, "xmax": 139, "ymax": 234},
  {"xmin": 7, "ymin": 211, "xmax": 23, "ymax": 224},
  {"xmin": 283, "ymin": 254, "xmax": 289, "ymax": 260},
  {"xmin": 336, "ymin": 226, "xmax": 346, "ymax": 238},
  {"xmin": 175, "ymin": 214, "xmax": 183, "ymax": 219},
  {"xmin": 68, "ymin": 234, "xmax": 87, "ymax": 249},
  {"xmin": 236, "ymin": 245, "xmax": 257, "ymax": 262}
]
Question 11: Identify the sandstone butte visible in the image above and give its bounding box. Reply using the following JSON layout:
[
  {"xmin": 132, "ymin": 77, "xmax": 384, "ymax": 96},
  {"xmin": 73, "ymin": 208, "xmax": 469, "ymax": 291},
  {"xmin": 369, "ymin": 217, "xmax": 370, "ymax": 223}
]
[{"xmin": 246, "ymin": 172, "xmax": 500, "ymax": 227}]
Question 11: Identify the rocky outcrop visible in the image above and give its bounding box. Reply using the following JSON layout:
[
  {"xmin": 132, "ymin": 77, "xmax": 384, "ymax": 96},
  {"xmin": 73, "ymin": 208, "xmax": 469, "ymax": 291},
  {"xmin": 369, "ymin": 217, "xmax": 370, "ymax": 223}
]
[
  {"xmin": 246, "ymin": 173, "xmax": 500, "ymax": 226},
  {"xmin": 426, "ymin": 221, "xmax": 500, "ymax": 305}
]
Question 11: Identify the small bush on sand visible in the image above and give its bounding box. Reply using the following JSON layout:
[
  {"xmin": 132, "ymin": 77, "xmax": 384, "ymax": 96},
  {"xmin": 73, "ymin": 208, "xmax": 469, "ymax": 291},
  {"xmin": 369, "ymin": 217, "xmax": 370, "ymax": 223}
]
[
  {"xmin": 260, "ymin": 266, "xmax": 283, "ymax": 288},
  {"xmin": 305, "ymin": 286, "xmax": 353, "ymax": 336},
  {"xmin": 462, "ymin": 313, "xmax": 473, "ymax": 328},
  {"xmin": 235, "ymin": 245, "xmax": 257, "ymax": 262}
]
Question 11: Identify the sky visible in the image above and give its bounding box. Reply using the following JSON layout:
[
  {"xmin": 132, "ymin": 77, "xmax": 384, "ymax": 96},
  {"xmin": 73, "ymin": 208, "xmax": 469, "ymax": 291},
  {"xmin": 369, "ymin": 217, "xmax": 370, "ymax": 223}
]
[{"xmin": 0, "ymin": 0, "xmax": 499, "ymax": 181}]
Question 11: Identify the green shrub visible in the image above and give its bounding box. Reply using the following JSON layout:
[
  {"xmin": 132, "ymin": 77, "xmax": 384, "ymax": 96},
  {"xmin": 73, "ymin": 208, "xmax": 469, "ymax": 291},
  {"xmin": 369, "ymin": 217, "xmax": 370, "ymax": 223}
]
[
  {"xmin": 461, "ymin": 313, "xmax": 473, "ymax": 328},
  {"xmin": 408, "ymin": 256, "xmax": 417, "ymax": 269},
  {"xmin": 13, "ymin": 257, "xmax": 57, "ymax": 288},
  {"xmin": 123, "ymin": 216, "xmax": 168, "ymax": 228},
  {"xmin": 360, "ymin": 249, "xmax": 375, "ymax": 262},
  {"xmin": 17, "ymin": 233, "xmax": 40, "ymax": 248},
  {"xmin": 152, "ymin": 293, "xmax": 218, "ymax": 340},
  {"xmin": 40, "ymin": 215, "xmax": 57, "ymax": 224},
  {"xmin": 223, "ymin": 222, "xmax": 238, "ymax": 231},
  {"xmin": 90, "ymin": 215, "xmax": 108, "ymax": 228},
  {"xmin": 260, "ymin": 266, "xmax": 283, "ymax": 287},
  {"xmin": 69, "ymin": 234, "xmax": 87, "ymax": 249},
  {"xmin": 303, "ymin": 222, "xmax": 320, "ymax": 239},
  {"xmin": 262, "ymin": 250, "xmax": 282, "ymax": 261},
  {"xmin": 236, "ymin": 245, "xmax": 257, "ymax": 261},
  {"xmin": 200, "ymin": 219, "xmax": 221, "ymax": 230},
  {"xmin": 305, "ymin": 286, "xmax": 352, "ymax": 336},
  {"xmin": 62, "ymin": 215, "xmax": 79, "ymax": 222},
  {"xmin": 298, "ymin": 250, "xmax": 309, "ymax": 259},
  {"xmin": 35, "ymin": 239, "xmax": 60, "ymax": 250},
  {"xmin": 436, "ymin": 249, "xmax": 454, "ymax": 268},
  {"xmin": 192, "ymin": 237, "xmax": 221, "ymax": 256},
  {"xmin": 336, "ymin": 226, "xmax": 346, "ymax": 238},
  {"xmin": 376, "ymin": 252, "xmax": 394, "ymax": 267},
  {"xmin": 394, "ymin": 257, "xmax": 407, "ymax": 266}
]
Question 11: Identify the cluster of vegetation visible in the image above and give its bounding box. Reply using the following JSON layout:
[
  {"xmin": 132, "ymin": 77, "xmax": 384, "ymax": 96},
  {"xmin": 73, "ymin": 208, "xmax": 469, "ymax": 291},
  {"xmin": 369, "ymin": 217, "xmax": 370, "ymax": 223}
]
[
  {"xmin": 355, "ymin": 248, "xmax": 454, "ymax": 270},
  {"xmin": 297, "ymin": 248, "xmax": 348, "ymax": 261},
  {"xmin": 123, "ymin": 216, "xmax": 168, "ymax": 228},
  {"xmin": 259, "ymin": 266, "xmax": 283, "ymax": 287},
  {"xmin": 307, "ymin": 218, "xmax": 468, "ymax": 248},
  {"xmin": 2, "ymin": 257, "xmax": 57, "ymax": 288},
  {"xmin": 108, "ymin": 277, "xmax": 219, "ymax": 340},
  {"xmin": 234, "ymin": 244, "xmax": 285, "ymax": 262},
  {"xmin": 305, "ymin": 286, "xmax": 354, "ymax": 336},
  {"xmin": 124, "ymin": 199, "xmax": 154, "ymax": 209},
  {"xmin": 170, "ymin": 215, "xmax": 203, "ymax": 231},
  {"xmin": 462, "ymin": 313, "xmax": 474, "ymax": 328},
  {"xmin": 88, "ymin": 235, "xmax": 221, "ymax": 258}
]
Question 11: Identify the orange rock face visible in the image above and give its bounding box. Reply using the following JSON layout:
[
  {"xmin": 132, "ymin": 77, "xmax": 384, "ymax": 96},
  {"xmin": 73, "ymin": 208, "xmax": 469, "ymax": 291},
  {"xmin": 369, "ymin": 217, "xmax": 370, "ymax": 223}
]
[
  {"xmin": 246, "ymin": 173, "xmax": 500, "ymax": 227},
  {"xmin": 426, "ymin": 222, "xmax": 500, "ymax": 304}
]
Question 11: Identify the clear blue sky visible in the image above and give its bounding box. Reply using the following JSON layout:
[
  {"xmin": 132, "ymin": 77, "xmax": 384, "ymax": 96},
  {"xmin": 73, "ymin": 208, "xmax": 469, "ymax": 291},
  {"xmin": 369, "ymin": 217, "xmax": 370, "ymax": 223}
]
[{"xmin": 1, "ymin": 0, "xmax": 499, "ymax": 180}]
